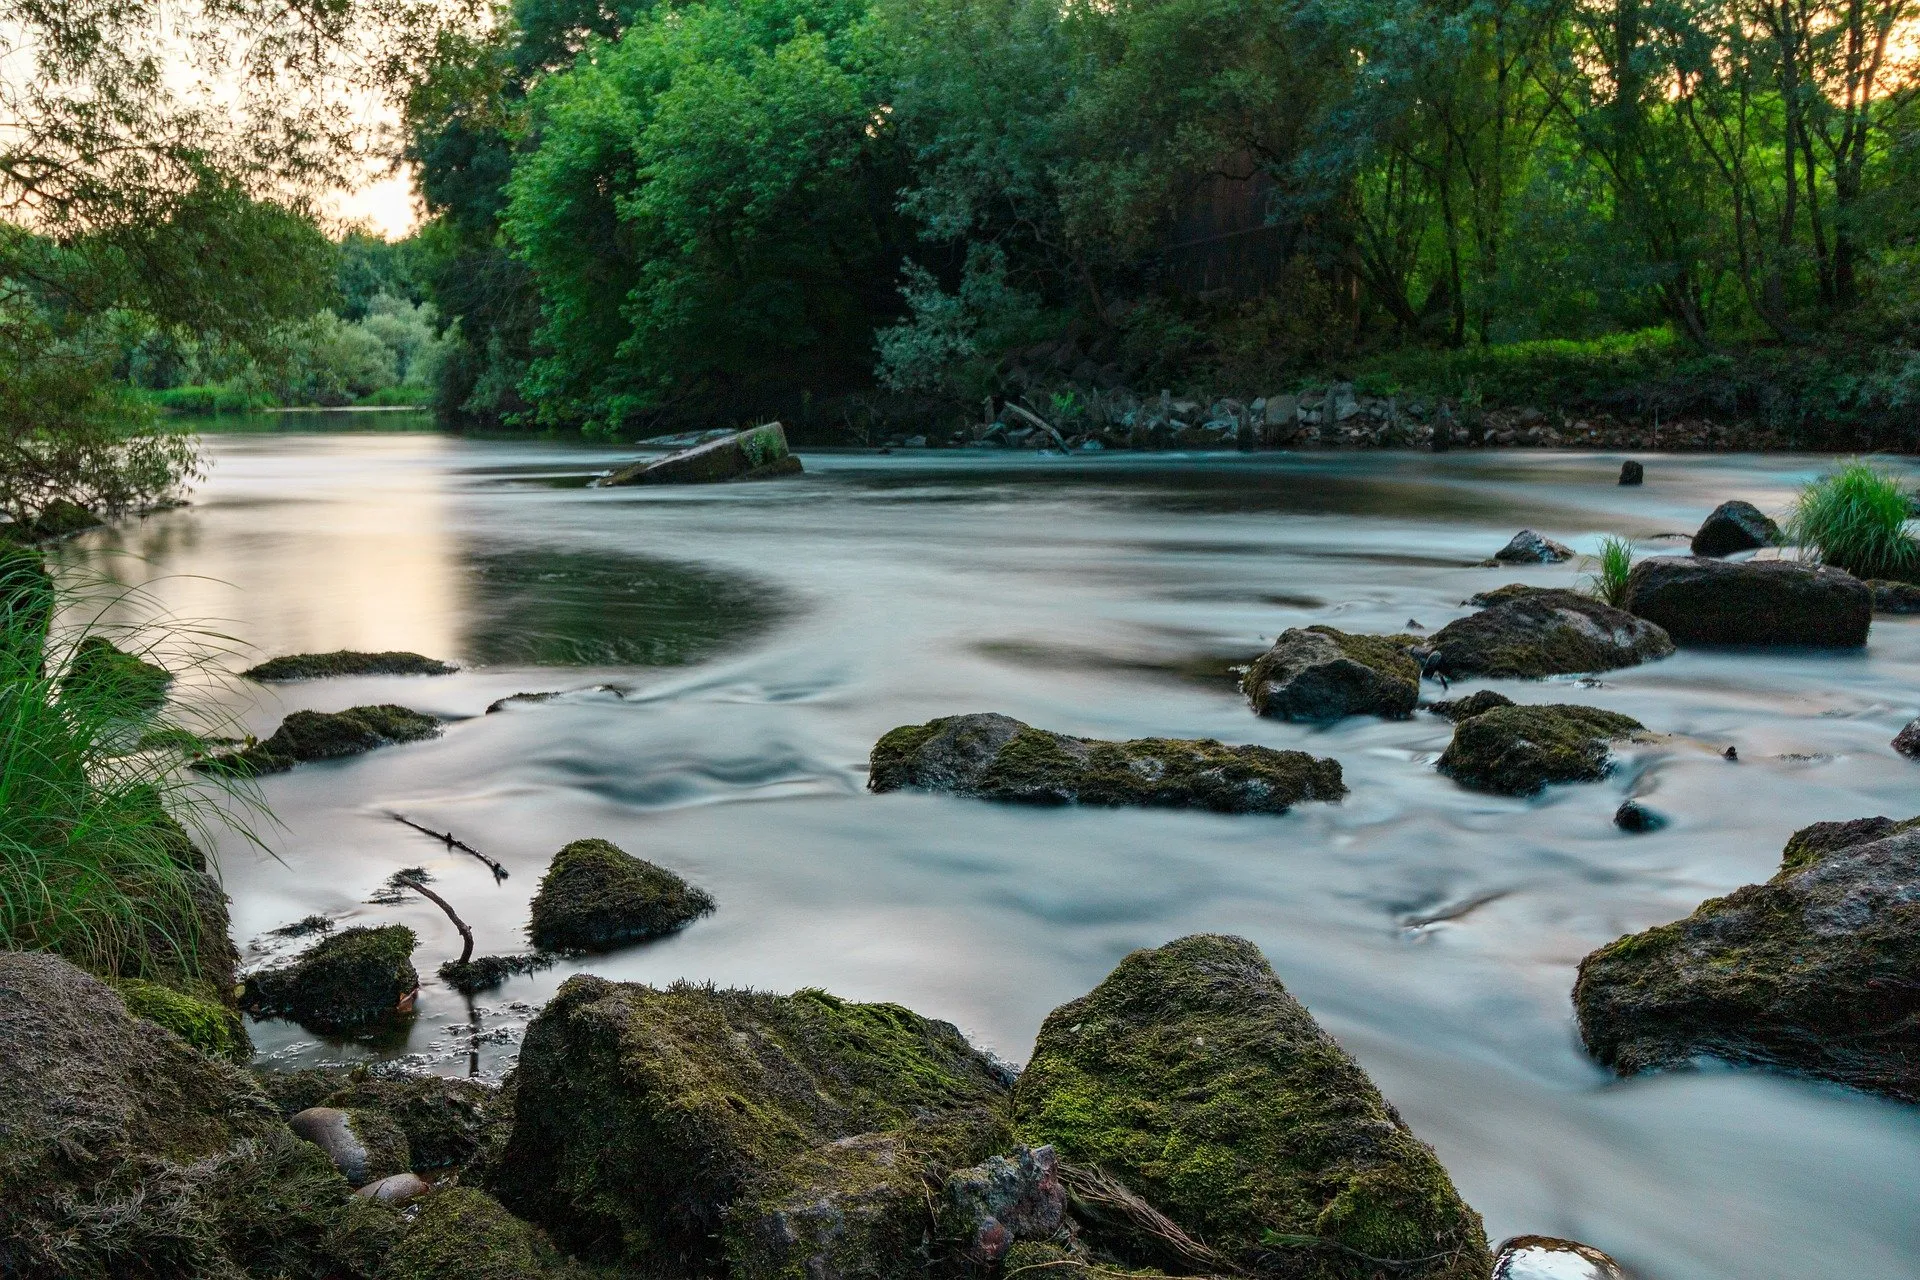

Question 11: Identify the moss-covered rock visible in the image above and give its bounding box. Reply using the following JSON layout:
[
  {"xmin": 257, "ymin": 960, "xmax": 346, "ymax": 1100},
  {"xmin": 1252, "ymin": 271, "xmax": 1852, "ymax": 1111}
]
[
  {"xmin": 244, "ymin": 650, "xmax": 458, "ymax": 680},
  {"xmin": 62, "ymin": 636, "xmax": 173, "ymax": 712},
  {"xmin": 29, "ymin": 497, "xmax": 105, "ymax": 541},
  {"xmin": 486, "ymin": 976, "xmax": 1012, "ymax": 1274},
  {"xmin": 1424, "ymin": 587, "xmax": 1673, "ymax": 679},
  {"xmin": 1436, "ymin": 703, "xmax": 1646, "ymax": 795},
  {"xmin": 204, "ymin": 704, "xmax": 442, "ymax": 776},
  {"xmin": 257, "ymin": 1065, "xmax": 358, "ymax": 1118},
  {"xmin": 1013, "ymin": 935, "xmax": 1489, "ymax": 1279},
  {"xmin": 290, "ymin": 1105, "xmax": 413, "ymax": 1187},
  {"xmin": 1241, "ymin": 627, "xmax": 1421, "ymax": 720},
  {"xmin": 1622, "ymin": 556, "xmax": 1872, "ymax": 646},
  {"xmin": 440, "ymin": 951, "xmax": 556, "ymax": 994},
  {"xmin": 377, "ymin": 1187, "xmax": 558, "ymax": 1280},
  {"xmin": 1425, "ymin": 689, "xmax": 1514, "ymax": 721},
  {"xmin": 602, "ymin": 421, "xmax": 802, "ymax": 486},
  {"xmin": 869, "ymin": 712, "xmax": 1346, "ymax": 813},
  {"xmin": 243, "ymin": 924, "xmax": 419, "ymax": 1033},
  {"xmin": 526, "ymin": 838, "xmax": 715, "ymax": 953},
  {"xmin": 115, "ymin": 976, "xmax": 250, "ymax": 1061},
  {"xmin": 1575, "ymin": 816, "xmax": 1920, "ymax": 1099},
  {"xmin": 315, "ymin": 1074, "xmax": 498, "ymax": 1171}
]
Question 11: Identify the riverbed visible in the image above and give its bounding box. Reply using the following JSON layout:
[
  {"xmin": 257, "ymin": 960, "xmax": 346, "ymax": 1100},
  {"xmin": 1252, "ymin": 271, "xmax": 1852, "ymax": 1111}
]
[{"xmin": 61, "ymin": 420, "xmax": 1920, "ymax": 1279}]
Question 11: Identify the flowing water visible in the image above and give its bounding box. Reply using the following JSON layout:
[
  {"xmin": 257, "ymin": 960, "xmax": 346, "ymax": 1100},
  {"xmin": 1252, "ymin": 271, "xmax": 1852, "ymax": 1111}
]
[{"xmin": 60, "ymin": 416, "xmax": 1920, "ymax": 1279}]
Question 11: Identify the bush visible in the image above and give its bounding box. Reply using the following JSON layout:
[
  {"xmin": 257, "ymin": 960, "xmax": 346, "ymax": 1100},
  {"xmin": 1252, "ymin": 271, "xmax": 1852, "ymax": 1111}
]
[{"xmin": 1788, "ymin": 461, "xmax": 1920, "ymax": 582}]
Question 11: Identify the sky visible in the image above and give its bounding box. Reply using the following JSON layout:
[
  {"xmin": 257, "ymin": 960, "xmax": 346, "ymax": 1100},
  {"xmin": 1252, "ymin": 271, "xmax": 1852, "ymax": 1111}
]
[{"xmin": 327, "ymin": 165, "xmax": 421, "ymax": 239}]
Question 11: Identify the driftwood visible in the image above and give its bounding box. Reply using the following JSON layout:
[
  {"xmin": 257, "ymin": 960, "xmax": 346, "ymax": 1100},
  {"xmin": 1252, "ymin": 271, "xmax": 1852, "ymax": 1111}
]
[
  {"xmin": 388, "ymin": 812, "xmax": 509, "ymax": 881},
  {"xmin": 391, "ymin": 871, "xmax": 474, "ymax": 966}
]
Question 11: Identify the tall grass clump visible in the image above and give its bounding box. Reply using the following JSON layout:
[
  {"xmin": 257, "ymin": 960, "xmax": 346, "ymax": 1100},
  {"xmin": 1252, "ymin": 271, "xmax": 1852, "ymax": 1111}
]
[
  {"xmin": 1585, "ymin": 535, "xmax": 1635, "ymax": 606},
  {"xmin": 1787, "ymin": 461, "xmax": 1920, "ymax": 582}
]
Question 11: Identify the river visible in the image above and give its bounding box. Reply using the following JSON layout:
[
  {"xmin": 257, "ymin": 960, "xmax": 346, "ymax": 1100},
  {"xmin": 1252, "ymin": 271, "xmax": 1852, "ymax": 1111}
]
[{"xmin": 59, "ymin": 417, "xmax": 1920, "ymax": 1279}]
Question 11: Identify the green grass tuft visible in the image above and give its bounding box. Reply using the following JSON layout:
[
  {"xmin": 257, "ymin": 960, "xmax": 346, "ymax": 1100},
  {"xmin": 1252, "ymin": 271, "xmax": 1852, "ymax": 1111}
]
[
  {"xmin": 1585, "ymin": 536, "xmax": 1635, "ymax": 607},
  {"xmin": 1787, "ymin": 461, "xmax": 1920, "ymax": 582}
]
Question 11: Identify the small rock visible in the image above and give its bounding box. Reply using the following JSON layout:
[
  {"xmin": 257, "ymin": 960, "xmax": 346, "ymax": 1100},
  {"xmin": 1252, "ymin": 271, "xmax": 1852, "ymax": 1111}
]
[
  {"xmin": 1427, "ymin": 689, "xmax": 1515, "ymax": 721},
  {"xmin": 1494, "ymin": 1235, "xmax": 1627, "ymax": 1279},
  {"xmin": 1689, "ymin": 500, "xmax": 1780, "ymax": 557},
  {"xmin": 600, "ymin": 422, "xmax": 803, "ymax": 486},
  {"xmin": 1618, "ymin": 460, "xmax": 1644, "ymax": 485},
  {"xmin": 242, "ymin": 650, "xmax": 456, "ymax": 680},
  {"xmin": 1868, "ymin": 579, "xmax": 1920, "ymax": 613},
  {"xmin": 1614, "ymin": 800, "xmax": 1665, "ymax": 832},
  {"xmin": 1437, "ymin": 704, "xmax": 1646, "ymax": 796},
  {"xmin": 289, "ymin": 1106, "xmax": 411, "ymax": 1188},
  {"xmin": 527, "ymin": 838, "xmax": 714, "ymax": 953},
  {"xmin": 201, "ymin": 704, "xmax": 441, "ymax": 775},
  {"xmin": 1241, "ymin": 626, "xmax": 1421, "ymax": 720},
  {"xmin": 1622, "ymin": 557, "xmax": 1872, "ymax": 647},
  {"xmin": 1723, "ymin": 746, "xmax": 1738, "ymax": 761},
  {"xmin": 1895, "ymin": 720, "xmax": 1920, "ymax": 758},
  {"xmin": 242, "ymin": 925, "xmax": 419, "ymax": 1033},
  {"xmin": 1493, "ymin": 530, "xmax": 1575, "ymax": 564},
  {"xmin": 355, "ymin": 1170, "xmax": 432, "ymax": 1205}
]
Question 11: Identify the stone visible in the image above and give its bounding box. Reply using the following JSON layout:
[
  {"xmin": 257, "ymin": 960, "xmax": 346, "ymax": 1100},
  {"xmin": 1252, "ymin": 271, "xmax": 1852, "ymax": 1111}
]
[
  {"xmin": 1427, "ymin": 689, "xmax": 1514, "ymax": 721},
  {"xmin": 1493, "ymin": 1235, "xmax": 1628, "ymax": 1279},
  {"xmin": 1241, "ymin": 626, "xmax": 1421, "ymax": 720},
  {"xmin": 1895, "ymin": 720, "xmax": 1920, "ymax": 758},
  {"xmin": 601, "ymin": 421, "xmax": 802, "ymax": 485},
  {"xmin": 1689, "ymin": 500, "xmax": 1780, "ymax": 557},
  {"xmin": 356, "ymin": 1171, "xmax": 432, "ymax": 1205},
  {"xmin": 944, "ymin": 1144, "xmax": 1065, "ymax": 1265},
  {"xmin": 485, "ymin": 976, "xmax": 1012, "ymax": 1274},
  {"xmin": 1621, "ymin": 556, "xmax": 1872, "ymax": 647},
  {"xmin": 243, "ymin": 650, "xmax": 457, "ymax": 680},
  {"xmin": 242, "ymin": 924, "xmax": 419, "ymax": 1033},
  {"xmin": 1493, "ymin": 530, "xmax": 1575, "ymax": 563},
  {"xmin": 1618, "ymin": 460, "xmax": 1644, "ymax": 485},
  {"xmin": 202, "ymin": 704, "xmax": 441, "ymax": 775},
  {"xmin": 290, "ymin": 1106, "xmax": 412, "ymax": 1188},
  {"xmin": 310, "ymin": 1073, "xmax": 497, "ymax": 1171},
  {"xmin": 379, "ymin": 1186, "xmax": 561, "ymax": 1280},
  {"xmin": 1437, "ymin": 703, "xmax": 1646, "ymax": 796},
  {"xmin": 438, "ymin": 951, "xmax": 556, "ymax": 994},
  {"xmin": 1614, "ymin": 800, "xmax": 1665, "ymax": 832},
  {"xmin": 1869, "ymin": 579, "xmax": 1920, "ymax": 613},
  {"xmin": 869, "ymin": 712, "xmax": 1345, "ymax": 814},
  {"xmin": 526, "ymin": 837, "xmax": 715, "ymax": 953},
  {"xmin": 1424, "ymin": 586, "xmax": 1674, "ymax": 679},
  {"xmin": 1575, "ymin": 816, "xmax": 1920, "ymax": 1100},
  {"xmin": 62, "ymin": 636, "xmax": 172, "ymax": 712},
  {"xmin": 1014, "ymin": 935, "xmax": 1490, "ymax": 1278}
]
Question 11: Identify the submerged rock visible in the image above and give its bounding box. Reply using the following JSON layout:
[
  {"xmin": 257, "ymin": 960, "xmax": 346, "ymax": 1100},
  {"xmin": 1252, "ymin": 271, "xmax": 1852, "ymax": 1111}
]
[
  {"xmin": 243, "ymin": 650, "xmax": 457, "ymax": 680},
  {"xmin": 1240, "ymin": 626, "xmax": 1420, "ymax": 720},
  {"xmin": 1493, "ymin": 529, "xmax": 1574, "ymax": 563},
  {"xmin": 1622, "ymin": 556, "xmax": 1872, "ymax": 647},
  {"xmin": 1427, "ymin": 689, "xmax": 1515, "ymax": 721},
  {"xmin": 1494, "ymin": 1235, "xmax": 1628, "ymax": 1279},
  {"xmin": 869, "ymin": 711, "xmax": 1346, "ymax": 813},
  {"xmin": 486, "ymin": 975, "xmax": 1012, "ymax": 1274},
  {"xmin": 1618, "ymin": 460, "xmax": 1644, "ymax": 485},
  {"xmin": 379, "ymin": 1186, "xmax": 562, "ymax": 1280},
  {"xmin": 30, "ymin": 497, "xmax": 105, "ymax": 540},
  {"xmin": 62, "ymin": 636, "xmax": 172, "ymax": 711},
  {"xmin": 1690, "ymin": 500, "xmax": 1779, "ymax": 556},
  {"xmin": 1426, "ymin": 586, "xmax": 1674, "ymax": 679},
  {"xmin": 204, "ymin": 704, "xmax": 442, "ymax": 775},
  {"xmin": 601, "ymin": 421, "xmax": 803, "ymax": 486},
  {"xmin": 242, "ymin": 924, "xmax": 419, "ymax": 1033},
  {"xmin": 1613, "ymin": 799, "xmax": 1666, "ymax": 832},
  {"xmin": 1437, "ymin": 703, "xmax": 1646, "ymax": 795},
  {"xmin": 290, "ymin": 1105, "xmax": 412, "ymax": 1188},
  {"xmin": 311, "ymin": 1074, "xmax": 496, "ymax": 1171},
  {"xmin": 439, "ymin": 951, "xmax": 556, "ymax": 994},
  {"xmin": 526, "ymin": 838, "xmax": 714, "ymax": 952},
  {"xmin": 1014, "ymin": 934, "xmax": 1489, "ymax": 1278},
  {"xmin": 1575, "ymin": 815, "xmax": 1920, "ymax": 1099},
  {"xmin": 1896, "ymin": 720, "xmax": 1920, "ymax": 758},
  {"xmin": 1869, "ymin": 579, "xmax": 1920, "ymax": 614}
]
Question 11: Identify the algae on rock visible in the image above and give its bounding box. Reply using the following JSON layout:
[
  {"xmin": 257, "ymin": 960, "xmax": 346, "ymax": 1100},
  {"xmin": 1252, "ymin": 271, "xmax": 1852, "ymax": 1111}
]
[
  {"xmin": 527, "ymin": 837, "xmax": 714, "ymax": 952},
  {"xmin": 1424, "ymin": 587, "xmax": 1673, "ymax": 679},
  {"xmin": 1436, "ymin": 703, "xmax": 1645, "ymax": 795},
  {"xmin": 204, "ymin": 704, "xmax": 442, "ymax": 775},
  {"xmin": 1241, "ymin": 626, "xmax": 1422, "ymax": 720},
  {"xmin": 244, "ymin": 650, "xmax": 458, "ymax": 680},
  {"xmin": 242, "ymin": 924, "xmax": 419, "ymax": 1033}
]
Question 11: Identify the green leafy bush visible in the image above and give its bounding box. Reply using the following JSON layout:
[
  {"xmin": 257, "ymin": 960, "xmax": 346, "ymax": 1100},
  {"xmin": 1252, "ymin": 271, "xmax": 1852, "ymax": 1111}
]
[{"xmin": 1788, "ymin": 461, "xmax": 1920, "ymax": 582}]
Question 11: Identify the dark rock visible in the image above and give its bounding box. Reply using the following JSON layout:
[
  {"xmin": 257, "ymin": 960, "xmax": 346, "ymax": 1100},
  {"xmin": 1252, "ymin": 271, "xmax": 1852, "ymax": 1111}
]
[
  {"xmin": 1014, "ymin": 935, "xmax": 1489, "ymax": 1278},
  {"xmin": 1618, "ymin": 460, "xmax": 1644, "ymax": 485},
  {"xmin": 439, "ymin": 951, "xmax": 556, "ymax": 994},
  {"xmin": 314, "ymin": 1074, "xmax": 496, "ymax": 1171},
  {"xmin": 1613, "ymin": 800, "xmax": 1665, "ymax": 832},
  {"xmin": 1690, "ymin": 500, "xmax": 1780, "ymax": 557},
  {"xmin": 256, "ymin": 1066, "xmax": 357, "ymax": 1118},
  {"xmin": 1575, "ymin": 815, "xmax": 1920, "ymax": 1099},
  {"xmin": 242, "ymin": 924, "xmax": 419, "ymax": 1033},
  {"xmin": 945, "ymin": 1144, "xmax": 1065, "ymax": 1265},
  {"xmin": 1622, "ymin": 556, "xmax": 1872, "ymax": 647},
  {"xmin": 356, "ymin": 1171, "xmax": 432, "ymax": 1205},
  {"xmin": 379, "ymin": 1186, "xmax": 562, "ymax": 1280},
  {"xmin": 601, "ymin": 421, "xmax": 802, "ymax": 486},
  {"xmin": 486, "ymin": 975, "xmax": 1012, "ymax": 1274},
  {"xmin": 1427, "ymin": 689, "xmax": 1515, "ymax": 721},
  {"xmin": 1241, "ymin": 626, "xmax": 1421, "ymax": 720},
  {"xmin": 204, "ymin": 704, "xmax": 442, "ymax": 775},
  {"xmin": 62, "ymin": 636, "xmax": 172, "ymax": 712},
  {"xmin": 1427, "ymin": 586, "xmax": 1674, "ymax": 678},
  {"xmin": 526, "ymin": 838, "xmax": 714, "ymax": 953},
  {"xmin": 1895, "ymin": 720, "xmax": 1920, "ymax": 758},
  {"xmin": 1494, "ymin": 1235, "xmax": 1627, "ymax": 1279},
  {"xmin": 30, "ymin": 497, "xmax": 105, "ymax": 540},
  {"xmin": 243, "ymin": 650, "xmax": 457, "ymax": 680},
  {"xmin": 1493, "ymin": 529, "xmax": 1575, "ymax": 563},
  {"xmin": 290, "ymin": 1105, "xmax": 412, "ymax": 1187},
  {"xmin": 869, "ymin": 712, "xmax": 1346, "ymax": 813},
  {"xmin": 1437, "ymin": 704, "xmax": 1646, "ymax": 796},
  {"xmin": 1869, "ymin": 579, "xmax": 1920, "ymax": 613}
]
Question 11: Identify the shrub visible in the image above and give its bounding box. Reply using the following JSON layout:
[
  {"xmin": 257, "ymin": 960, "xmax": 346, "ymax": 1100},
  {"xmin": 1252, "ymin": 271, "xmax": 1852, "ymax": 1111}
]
[{"xmin": 1788, "ymin": 461, "xmax": 1920, "ymax": 582}]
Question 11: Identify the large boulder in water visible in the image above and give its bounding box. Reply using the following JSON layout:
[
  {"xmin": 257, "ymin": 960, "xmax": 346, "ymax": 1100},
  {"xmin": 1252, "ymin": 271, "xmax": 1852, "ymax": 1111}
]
[
  {"xmin": 1425, "ymin": 586, "xmax": 1673, "ymax": 679},
  {"xmin": 869, "ymin": 711, "xmax": 1346, "ymax": 813},
  {"xmin": 485, "ymin": 975, "xmax": 1013, "ymax": 1275},
  {"xmin": 1240, "ymin": 626, "xmax": 1421, "ymax": 719},
  {"xmin": 601, "ymin": 421, "xmax": 802, "ymax": 485},
  {"xmin": 242, "ymin": 924, "xmax": 419, "ymax": 1033},
  {"xmin": 1013, "ymin": 935, "xmax": 1489, "ymax": 1278},
  {"xmin": 204, "ymin": 704, "xmax": 442, "ymax": 775},
  {"xmin": 1621, "ymin": 556, "xmax": 1872, "ymax": 647},
  {"xmin": 526, "ymin": 838, "xmax": 714, "ymax": 952},
  {"xmin": 1437, "ymin": 703, "xmax": 1646, "ymax": 795},
  {"xmin": 1575, "ymin": 816, "xmax": 1920, "ymax": 1100},
  {"xmin": 1690, "ymin": 500, "xmax": 1779, "ymax": 556}
]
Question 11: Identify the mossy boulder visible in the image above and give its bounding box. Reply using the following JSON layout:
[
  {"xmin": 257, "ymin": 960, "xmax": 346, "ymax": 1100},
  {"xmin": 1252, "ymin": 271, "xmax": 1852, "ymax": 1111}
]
[
  {"xmin": 1013, "ymin": 935, "xmax": 1489, "ymax": 1278},
  {"xmin": 377, "ymin": 1187, "xmax": 561, "ymax": 1280},
  {"xmin": 115, "ymin": 976, "xmax": 250, "ymax": 1061},
  {"xmin": 869, "ymin": 712, "xmax": 1346, "ymax": 813},
  {"xmin": 1436, "ymin": 703, "xmax": 1645, "ymax": 795},
  {"xmin": 1575, "ymin": 816, "xmax": 1920, "ymax": 1100},
  {"xmin": 244, "ymin": 650, "xmax": 458, "ymax": 680},
  {"xmin": 313, "ymin": 1074, "xmax": 498, "ymax": 1171},
  {"xmin": 526, "ymin": 838, "xmax": 715, "ymax": 953},
  {"xmin": 62, "ymin": 636, "xmax": 173, "ymax": 712},
  {"xmin": 1424, "ymin": 587, "xmax": 1673, "ymax": 679},
  {"xmin": 205, "ymin": 704, "xmax": 442, "ymax": 776},
  {"xmin": 1240, "ymin": 627, "xmax": 1421, "ymax": 720},
  {"xmin": 242, "ymin": 924, "xmax": 419, "ymax": 1033},
  {"xmin": 602, "ymin": 421, "xmax": 803, "ymax": 486},
  {"xmin": 1690, "ymin": 500, "xmax": 1780, "ymax": 557},
  {"xmin": 29, "ymin": 498, "xmax": 105, "ymax": 540},
  {"xmin": 1622, "ymin": 556, "xmax": 1872, "ymax": 647},
  {"xmin": 1426, "ymin": 689, "xmax": 1514, "ymax": 721},
  {"xmin": 486, "ymin": 975, "xmax": 1012, "ymax": 1274}
]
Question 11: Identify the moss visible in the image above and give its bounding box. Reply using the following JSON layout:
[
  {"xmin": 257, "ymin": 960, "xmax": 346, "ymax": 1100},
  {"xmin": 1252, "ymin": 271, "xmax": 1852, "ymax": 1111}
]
[
  {"xmin": 243, "ymin": 924, "xmax": 419, "ymax": 1033},
  {"xmin": 257, "ymin": 1066, "xmax": 357, "ymax": 1118},
  {"xmin": 526, "ymin": 838, "xmax": 715, "ymax": 953},
  {"xmin": 1013, "ymin": 935, "xmax": 1488, "ymax": 1279},
  {"xmin": 344, "ymin": 1107, "xmax": 415, "ymax": 1184},
  {"xmin": 63, "ymin": 636, "xmax": 173, "ymax": 712},
  {"xmin": 115, "ymin": 977, "xmax": 250, "ymax": 1061},
  {"xmin": 868, "ymin": 721, "xmax": 942, "ymax": 790},
  {"xmin": 378, "ymin": 1187, "xmax": 555, "ymax": 1280},
  {"xmin": 204, "ymin": 704, "xmax": 441, "ymax": 776},
  {"xmin": 440, "ymin": 951, "xmax": 557, "ymax": 994},
  {"xmin": 1240, "ymin": 627, "xmax": 1421, "ymax": 720},
  {"xmin": 1428, "ymin": 588, "xmax": 1673, "ymax": 679},
  {"xmin": 1319, "ymin": 627, "xmax": 1424, "ymax": 681},
  {"xmin": 1436, "ymin": 703, "xmax": 1645, "ymax": 795},
  {"xmin": 1779, "ymin": 815, "xmax": 1920, "ymax": 872},
  {"xmin": 1426, "ymin": 689, "xmax": 1513, "ymax": 721},
  {"xmin": 320, "ymin": 1075, "xmax": 498, "ymax": 1170},
  {"xmin": 244, "ymin": 650, "xmax": 458, "ymax": 680}
]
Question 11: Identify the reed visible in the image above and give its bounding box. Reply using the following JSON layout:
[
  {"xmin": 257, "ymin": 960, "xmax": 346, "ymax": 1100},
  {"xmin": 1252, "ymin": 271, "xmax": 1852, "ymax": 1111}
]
[{"xmin": 1585, "ymin": 535, "xmax": 1634, "ymax": 607}]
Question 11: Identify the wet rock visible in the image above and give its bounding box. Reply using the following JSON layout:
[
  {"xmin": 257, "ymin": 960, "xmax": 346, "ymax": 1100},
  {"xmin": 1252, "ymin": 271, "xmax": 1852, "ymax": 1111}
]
[
  {"xmin": 379, "ymin": 1186, "xmax": 562, "ymax": 1280},
  {"xmin": 1437, "ymin": 703, "xmax": 1646, "ymax": 796},
  {"xmin": 1014, "ymin": 935, "xmax": 1489, "ymax": 1278},
  {"xmin": 601, "ymin": 421, "xmax": 802, "ymax": 485},
  {"xmin": 1575, "ymin": 815, "xmax": 1920, "ymax": 1099},
  {"xmin": 1427, "ymin": 586, "xmax": 1674, "ymax": 679},
  {"xmin": 1689, "ymin": 500, "xmax": 1779, "ymax": 557},
  {"xmin": 203, "ymin": 704, "xmax": 442, "ymax": 775},
  {"xmin": 30, "ymin": 497, "xmax": 105, "ymax": 540},
  {"xmin": 1427, "ymin": 689, "xmax": 1515, "ymax": 721},
  {"xmin": 242, "ymin": 924, "xmax": 419, "ymax": 1033},
  {"xmin": 315, "ymin": 1073, "xmax": 497, "ymax": 1170},
  {"xmin": 486, "ymin": 975, "xmax": 1012, "ymax": 1273},
  {"xmin": 1241, "ymin": 626, "xmax": 1421, "ymax": 720},
  {"xmin": 1494, "ymin": 1235, "xmax": 1628, "ymax": 1279},
  {"xmin": 526, "ymin": 838, "xmax": 715, "ymax": 953},
  {"xmin": 290, "ymin": 1105, "xmax": 412, "ymax": 1187},
  {"xmin": 1493, "ymin": 529, "xmax": 1574, "ymax": 563},
  {"xmin": 1614, "ymin": 800, "xmax": 1665, "ymax": 832},
  {"xmin": 1869, "ymin": 579, "xmax": 1920, "ymax": 613},
  {"xmin": 356, "ymin": 1170, "xmax": 432, "ymax": 1205},
  {"xmin": 63, "ymin": 636, "xmax": 172, "ymax": 712},
  {"xmin": 1622, "ymin": 556, "xmax": 1872, "ymax": 647},
  {"xmin": 945, "ymin": 1144, "xmax": 1065, "ymax": 1265},
  {"xmin": 869, "ymin": 712, "xmax": 1346, "ymax": 813},
  {"xmin": 1896, "ymin": 720, "xmax": 1920, "ymax": 758},
  {"xmin": 243, "ymin": 650, "xmax": 457, "ymax": 680},
  {"xmin": 1618, "ymin": 460, "xmax": 1643, "ymax": 486},
  {"xmin": 439, "ymin": 951, "xmax": 556, "ymax": 994}
]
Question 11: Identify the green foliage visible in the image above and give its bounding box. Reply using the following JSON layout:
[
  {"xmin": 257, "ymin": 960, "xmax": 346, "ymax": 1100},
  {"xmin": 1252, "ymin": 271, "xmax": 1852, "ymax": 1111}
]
[
  {"xmin": 1788, "ymin": 461, "xmax": 1920, "ymax": 582},
  {"xmin": 1586, "ymin": 537, "xmax": 1635, "ymax": 607},
  {"xmin": 115, "ymin": 977, "xmax": 250, "ymax": 1061}
]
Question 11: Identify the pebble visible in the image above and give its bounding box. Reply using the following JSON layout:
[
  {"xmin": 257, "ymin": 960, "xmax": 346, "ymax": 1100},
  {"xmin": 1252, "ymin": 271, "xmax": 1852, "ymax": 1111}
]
[{"xmin": 354, "ymin": 1171, "xmax": 431, "ymax": 1205}]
